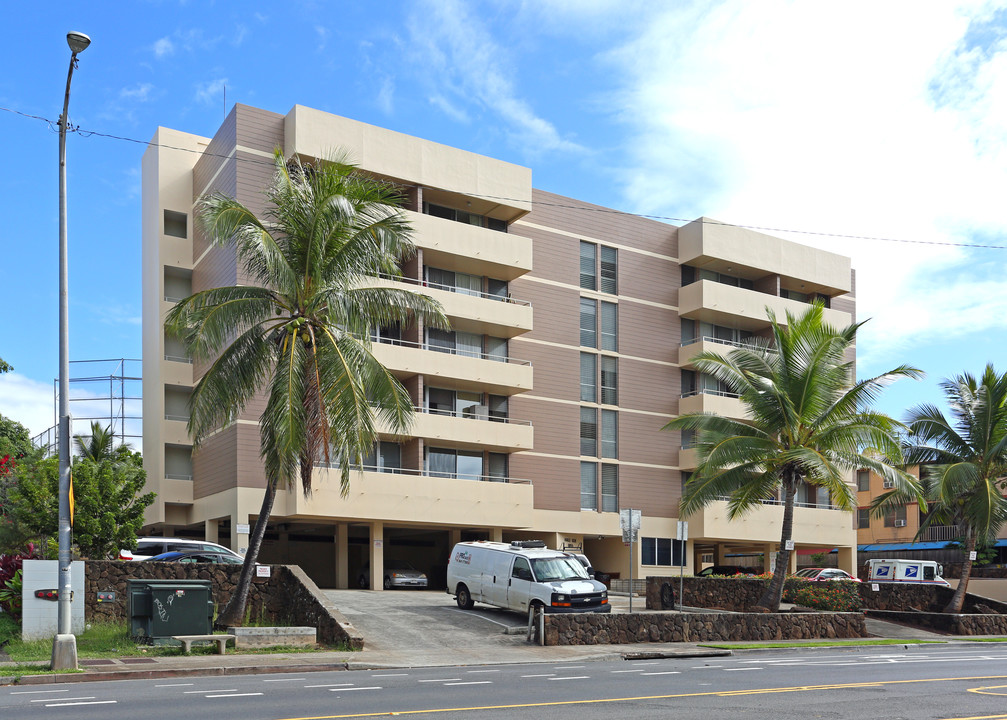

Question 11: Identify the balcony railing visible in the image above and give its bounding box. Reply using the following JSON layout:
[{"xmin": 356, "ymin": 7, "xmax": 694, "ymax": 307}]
[
  {"xmin": 164, "ymin": 354, "xmax": 193, "ymax": 364},
  {"xmin": 310, "ymin": 461, "xmax": 532, "ymax": 484},
  {"xmin": 376, "ymin": 272, "xmax": 531, "ymax": 306},
  {"xmin": 714, "ymin": 495, "xmax": 845, "ymax": 512},
  {"xmin": 681, "ymin": 335, "xmax": 766, "ymax": 351},
  {"xmin": 681, "ymin": 388, "xmax": 741, "ymax": 399},
  {"xmin": 164, "ymin": 414, "xmax": 190, "ymax": 422},
  {"xmin": 165, "ymin": 473, "xmax": 193, "ymax": 481},
  {"xmin": 421, "ymin": 406, "xmax": 532, "ymax": 425},
  {"xmin": 371, "ymin": 335, "xmax": 531, "ymax": 366},
  {"xmin": 918, "ymin": 525, "xmax": 961, "ymax": 542}
]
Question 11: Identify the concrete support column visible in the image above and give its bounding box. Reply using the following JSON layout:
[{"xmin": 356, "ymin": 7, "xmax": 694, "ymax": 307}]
[
  {"xmin": 335, "ymin": 523, "xmax": 349, "ymax": 589},
  {"xmin": 837, "ymin": 545, "xmax": 856, "ymax": 576},
  {"xmin": 369, "ymin": 521, "xmax": 384, "ymax": 591},
  {"xmin": 204, "ymin": 519, "xmax": 218, "ymax": 544},
  {"xmin": 762, "ymin": 543, "xmax": 776, "ymax": 573},
  {"xmin": 232, "ymin": 514, "xmax": 250, "ymax": 555},
  {"xmin": 715, "ymin": 544, "xmax": 730, "ymax": 564},
  {"xmin": 449, "ymin": 529, "xmax": 462, "ymax": 548},
  {"xmin": 278, "ymin": 528, "xmax": 290, "ymax": 564},
  {"xmin": 490, "ymin": 527, "xmax": 503, "ymax": 542}
]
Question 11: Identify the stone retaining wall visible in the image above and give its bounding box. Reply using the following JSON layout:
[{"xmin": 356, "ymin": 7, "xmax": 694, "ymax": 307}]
[
  {"xmin": 865, "ymin": 609, "xmax": 1007, "ymax": 635},
  {"xmin": 857, "ymin": 582, "xmax": 1007, "ymax": 614},
  {"xmin": 544, "ymin": 611, "xmax": 867, "ymax": 645},
  {"xmin": 645, "ymin": 576, "xmax": 765, "ymax": 611},
  {"xmin": 84, "ymin": 561, "xmax": 363, "ymax": 649}
]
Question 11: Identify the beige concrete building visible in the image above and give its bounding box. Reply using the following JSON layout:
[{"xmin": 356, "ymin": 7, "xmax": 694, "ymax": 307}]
[{"xmin": 142, "ymin": 104, "xmax": 859, "ymax": 589}]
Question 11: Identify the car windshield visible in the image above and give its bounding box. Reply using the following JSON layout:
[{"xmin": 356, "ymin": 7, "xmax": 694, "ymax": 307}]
[{"xmin": 530, "ymin": 556, "xmax": 589, "ymax": 582}]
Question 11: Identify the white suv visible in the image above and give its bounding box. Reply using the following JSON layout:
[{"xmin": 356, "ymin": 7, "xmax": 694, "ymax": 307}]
[{"xmin": 119, "ymin": 537, "xmax": 243, "ymax": 561}]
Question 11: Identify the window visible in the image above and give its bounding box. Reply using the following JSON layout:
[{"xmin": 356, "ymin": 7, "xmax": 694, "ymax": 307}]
[
  {"xmin": 423, "ymin": 202, "xmax": 508, "ymax": 233},
  {"xmin": 426, "ymin": 447, "xmax": 485, "ymax": 480},
  {"xmin": 580, "ymin": 462, "xmax": 597, "ymax": 510},
  {"xmin": 426, "ymin": 387, "xmax": 484, "ymax": 417},
  {"xmin": 580, "ymin": 353, "xmax": 597, "ymax": 402},
  {"xmin": 884, "ymin": 505, "xmax": 908, "ymax": 528},
  {"xmin": 681, "ymin": 429, "xmax": 696, "ymax": 449},
  {"xmin": 681, "ymin": 471, "xmax": 693, "ymax": 495},
  {"xmin": 856, "ymin": 469, "xmax": 870, "ymax": 492},
  {"xmin": 488, "ymin": 395, "xmax": 508, "ymax": 422},
  {"xmin": 486, "ymin": 336, "xmax": 508, "ymax": 362},
  {"xmin": 600, "ymin": 302, "xmax": 618, "ymax": 351},
  {"xmin": 600, "ymin": 246, "xmax": 618, "ymax": 294},
  {"xmin": 601, "ymin": 409, "xmax": 618, "ymax": 459},
  {"xmin": 580, "ymin": 299, "xmax": 597, "ymax": 347},
  {"xmin": 370, "ymin": 323, "xmax": 402, "ymax": 345},
  {"xmin": 164, "ymin": 209, "xmax": 187, "ymax": 239},
  {"xmin": 427, "ymin": 328, "xmax": 483, "ymax": 358},
  {"xmin": 580, "ymin": 407, "xmax": 598, "ymax": 456},
  {"xmin": 642, "ymin": 537, "xmax": 685, "ymax": 566},
  {"xmin": 487, "ymin": 278, "xmax": 508, "ymax": 301},
  {"xmin": 487, "ymin": 452, "xmax": 508, "ymax": 482},
  {"xmin": 601, "ymin": 356, "xmax": 618, "ymax": 405},
  {"xmin": 579, "ymin": 242, "xmax": 597, "ymax": 290},
  {"xmin": 512, "ymin": 556, "xmax": 533, "ymax": 581},
  {"xmin": 581, "ymin": 241, "xmax": 617, "ymax": 294},
  {"xmin": 857, "ymin": 508, "xmax": 870, "ymax": 529},
  {"xmin": 363, "ymin": 442, "xmax": 402, "ymax": 473},
  {"xmin": 601, "ymin": 464, "xmax": 618, "ymax": 512}
]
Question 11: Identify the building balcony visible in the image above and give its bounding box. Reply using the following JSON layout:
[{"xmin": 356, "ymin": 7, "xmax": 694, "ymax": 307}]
[
  {"xmin": 679, "ymin": 280, "xmax": 852, "ymax": 330},
  {"xmin": 680, "ymin": 390, "xmax": 748, "ymax": 419},
  {"xmin": 371, "ymin": 339, "xmax": 533, "ymax": 396},
  {"xmin": 406, "ymin": 210, "xmax": 533, "ymax": 281},
  {"xmin": 280, "ymin": 466, "xmax": 535, "ymax": 529},
  {"xmin": 679, "ymin": 447, "xmax": 698, "ymax": 470},
  {"xmin": 159, "ymin": 233, "xmax": 194, "ymax": 271},
  {"xmin": 678, "ymin": 217, "xmax": 851, "ymax": 296},
  {"xmin": 679, "ymin": 336, "xmax": 765, "ymax": 368},
  {"xmin": 158, "ymin": 476, "xmax": 194, "ymax": 504},
  {"xmin": 161, "ymin": 356, "xmax": 193, "ymax": 386},
  {"xmin": 686, "ymin": 498, "xmax": 855, "ymax": 547},
  {"xmin": 382, "ymin": 408, "xmax": 533, "ymax": 453},
  {"xmin": 163, "ymin": 417, "xmax": 191, "ymax": 446},
  {"xmin": 366, "ymin": 275, "xmax": 532, "ymax": 338}
]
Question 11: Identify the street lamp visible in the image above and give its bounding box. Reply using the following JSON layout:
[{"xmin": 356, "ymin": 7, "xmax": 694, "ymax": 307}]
[{"xmin": 53, "ymin": 29, "xmax": 90, "ymax": 672}]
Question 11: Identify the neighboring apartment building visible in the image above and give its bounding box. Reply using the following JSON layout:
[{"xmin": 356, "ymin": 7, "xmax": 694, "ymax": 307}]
[{"xmin": 142, "ymin": 104, "xmax": 859, "ymax": 589}]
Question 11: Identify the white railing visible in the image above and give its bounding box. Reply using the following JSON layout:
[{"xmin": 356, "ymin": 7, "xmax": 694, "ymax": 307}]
[
  {"xmin": 311, "ymin": 462, "xmax": 532, "ymax": 485},
  {"xmin": 376, "ymin": 272, "xmax": 531, "ymax": 306},
  {"xmin": 164, "ymin": 355, "xmax": 193, "ymax": 364},
  {"xmin": 681, "ymin": 335, "xmax": 762, "ymax": 350},
  {"xmin": 681, "ymin": 388, "xmax": 741, "ymax": 399},
  {"xmin": 164, "ymin": 414, "xmax": 189, "ymax": 422},
  {"xmin": 420, "ymin": 405, "xmax": 532, "ymax": 425},
  {"xmin": 370, "ymin": 335, "xmax": 531, "ymax": 366},
  {"xmin": 165, "ymin": 473, "xmax": 192, "ymax": 481}
]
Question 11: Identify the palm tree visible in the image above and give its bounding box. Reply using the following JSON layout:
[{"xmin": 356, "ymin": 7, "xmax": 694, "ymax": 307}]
[
  {"xmin": 166, "ymin": 150, "xmax": 447, "ymax": 627},
  {"xmin": 884, "ymin": 365, "xmax": 1007, "ymax": 613},
  {"xmin": 665, "ymin": 302, "xmax": 921, "ymax": 611},
  {"xmin": 74, "ymin": 421, "xmax": 116, "ymax": 461}
]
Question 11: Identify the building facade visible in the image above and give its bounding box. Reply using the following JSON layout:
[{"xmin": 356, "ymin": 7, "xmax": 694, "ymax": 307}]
[{"xmin": 142, "ymin": 104, "xmax": 859, "ymax": 588}]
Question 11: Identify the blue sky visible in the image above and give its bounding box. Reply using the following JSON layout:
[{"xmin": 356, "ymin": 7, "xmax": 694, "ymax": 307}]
[{"xmin": 2, "ymin": 1, "xmax": 1007, "ymax": 440}]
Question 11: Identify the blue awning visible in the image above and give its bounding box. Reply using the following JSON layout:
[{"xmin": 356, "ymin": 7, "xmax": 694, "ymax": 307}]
[{"xmin": 858, "ymin": 541, "xmax": 948, "ymax": 552}]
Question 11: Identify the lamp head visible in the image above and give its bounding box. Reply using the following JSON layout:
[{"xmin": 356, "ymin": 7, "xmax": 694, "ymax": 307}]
[{"xmin": 67, "ymin": 31, "xmax": 91, "ymax": 54}]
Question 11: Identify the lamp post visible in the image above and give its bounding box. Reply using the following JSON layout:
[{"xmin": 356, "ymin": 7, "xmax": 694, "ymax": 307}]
[{"xmin": 53, "ymin": 30, "xmax": 90, "ymax": 672}]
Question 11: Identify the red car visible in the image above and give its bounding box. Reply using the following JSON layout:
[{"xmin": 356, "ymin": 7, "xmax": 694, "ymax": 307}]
[{"xmin": 793, "ymin": 567, "xmax": 861, "ymax": 582}]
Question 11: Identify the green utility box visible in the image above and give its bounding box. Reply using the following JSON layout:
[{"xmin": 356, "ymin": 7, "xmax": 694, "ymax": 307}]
[{"xmin": 127, "ymin": 579, "xmax": 214, "ymax": 644}]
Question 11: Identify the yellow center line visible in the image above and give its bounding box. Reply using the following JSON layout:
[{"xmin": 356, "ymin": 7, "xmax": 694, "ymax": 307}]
[{"xmin": 275, "ymin": 674, "xmax": 1007, "ymax": 720}]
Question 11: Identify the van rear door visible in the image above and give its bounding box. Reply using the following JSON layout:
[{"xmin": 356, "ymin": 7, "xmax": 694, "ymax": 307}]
[
  {"xmin": 507, "ymin": 555, "xmax": 534, "ymax": 613},
  {"xmin": 483, "ymin": 552, "xmax": 513, "ymax": 607}
]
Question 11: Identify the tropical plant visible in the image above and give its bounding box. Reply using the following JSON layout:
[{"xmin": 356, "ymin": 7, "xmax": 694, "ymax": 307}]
[
  {"xmin": 165, "ymin": 150, "xmax": 447, "ymax": 627},
  {"xmin": 0, "ymin": 568, "xmax": 23, "ymax": 618},
  {"xmin": 73, "ymin": 421, "xmax": 117, "ymax": 461},
  {"xmin": 880, "ymin": 365, "xmax": 1007, "ymax": 613},
  {"xmin": 665, "ymin": 302, "xmax": 921, "ymax": 611},
  {"xmin": 6, "ymin": 448, "xmax": 154, "ymax": 559}
]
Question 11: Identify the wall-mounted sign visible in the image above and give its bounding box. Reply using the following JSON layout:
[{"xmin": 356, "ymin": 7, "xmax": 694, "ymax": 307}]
[
  {"xmin": 236, "ymin": 523, "xmax": 250, "ymax": 534},
  {"xmin": 256, "ymin": 565, "xmax": 271, "ymax": 578}
]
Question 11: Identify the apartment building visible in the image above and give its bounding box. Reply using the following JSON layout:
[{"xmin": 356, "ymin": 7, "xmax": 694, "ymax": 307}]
[{"xmin": 142, "ymin": 103, "xmax": 859, "ymax": 589}]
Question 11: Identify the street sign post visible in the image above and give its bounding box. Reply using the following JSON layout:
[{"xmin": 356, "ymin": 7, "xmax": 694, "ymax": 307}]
[
  {"xmin": 620, "ymin": 509, "xmax": 641, "ymax": 612},
  {"xmin": 677, "ymin": 520, "xmax": 688, "ymax": 610}
]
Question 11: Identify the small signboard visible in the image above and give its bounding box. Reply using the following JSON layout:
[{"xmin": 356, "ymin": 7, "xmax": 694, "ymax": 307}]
[
  {"xmin": 236, "ymin": 523, "xmax": 250, "ymax": 534},
  {"xmin": 871, "ymin": 583, "xmax": 880, "ymax": 591},
  {"xmin": 676, "ymin": 520, "xmax": 688, "ymax": 542},
  {"xmin": 620, "ymin": 509, "xmax": 641, "ymax": 543},
  {"xmin": 970, "ymin": 551, "xmax": 978, "ymax": 561},
  {"xmin": 784, "ymin": 539, "xmax": 794, "ymax": 551},
  {"xmin": 256, "ymin": 565, "xmax": 271, "ymax": 578}
]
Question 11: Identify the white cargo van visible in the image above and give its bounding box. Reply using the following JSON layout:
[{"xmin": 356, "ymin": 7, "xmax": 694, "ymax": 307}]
[
  {"xmin": 867, "ymin": 559, "xmax": 950, "ymax": 587},
  {"xmin": 447, "ymin": 540, "xmax": 610, "ymax": 614}
]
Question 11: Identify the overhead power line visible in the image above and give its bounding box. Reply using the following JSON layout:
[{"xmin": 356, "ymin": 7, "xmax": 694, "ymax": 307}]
[{"xmin": 3, "ymin": 104, "xmax": 1005, "ymax": 251}]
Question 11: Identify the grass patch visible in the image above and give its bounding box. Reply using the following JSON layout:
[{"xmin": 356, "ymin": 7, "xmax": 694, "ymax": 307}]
[
  {"xmin": 698, "ymin": 638, "xmax": 946, "ymax": 650},
  {"xmin": 954, "ymin": 637, "xmax": 1007, "ymax": 643}
]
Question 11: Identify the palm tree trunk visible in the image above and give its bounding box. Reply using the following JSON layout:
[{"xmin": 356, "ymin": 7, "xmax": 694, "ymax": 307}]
[
  {"xmin": 215, "ymin": 479, "xmax": 277, "ymax": 628},
  {"xmin": 757, "ymin": 478, "xmax": 797, "ymax": 611},
  {"xmin": 943, "ymin": 532, "xmax": 975, "ymax": 614}
]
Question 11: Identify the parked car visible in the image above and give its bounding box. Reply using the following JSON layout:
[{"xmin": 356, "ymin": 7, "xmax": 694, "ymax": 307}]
[
  {"xmin": 119, "ymin": 537, "xmax": 243, "ymax": 561},
  {"xmin": 146, "ymin": 550, "xmax": 244, "ymax": 564},
  {"xmin": 793, "ymin": 567, "xmax": 862, "ymax": 582},
  {"xmin": 358, "ymin": 563, "xmax": 428, "ymax": 590},
  {"xmin": 696, "ymin": 565, "xmax": 752, "ymax": 577}
]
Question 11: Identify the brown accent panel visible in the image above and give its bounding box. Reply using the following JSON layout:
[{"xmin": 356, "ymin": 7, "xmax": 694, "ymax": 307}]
[
  {"xmin": 235, "ymin": 422, "xmax": 268, "ymax": 490},
  {"xmin": 618, "ymin": 301, "xmax": 680, "ymax": 364},
  {"xmin": 510, "ymin": 396, "xmax": 579, "ymax": 457},
  {"xmin": 619, "ymin": 464, "xmax": 680, "ymax": 519},
  {"xmin": 192, "ymin": 425, "xmax": 238, "ymax": 498},
  {"xmin": 508, "ymin": 281, "xmax": 579, "ymax": 347},
  {"xmin": 619, "ymin": 356, "xmax": 679, "ymax": 416},
  {"xmin": 754, "ymin": 274, "xmax": 780, "ymax": 295},
  {"xmin": 509, "ymin": 342, "xmax": 580, "ymax": 403},
  {"xmin": 618, "ymin": 411, "xmax": 676, "ymax": 468},
  {"xmin": 509, "ymin": 453, "xmax": 581, "ymax": 512},
  {"xmin": 234, "ymin": 104, "xmax": 285, "ymax": 155},
  {"xmin": 401, "ymin": 438, "xmax": 421, "ymax": 473},
  {"xmin": 616, "ymin": 250, "xmax": 679, "ymax": 307}
]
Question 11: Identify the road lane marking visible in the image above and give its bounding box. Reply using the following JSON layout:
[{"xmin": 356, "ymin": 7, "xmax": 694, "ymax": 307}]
[
  {"xmin": 184, "ymin": 688, "xmax": 237, "ymax": 693},
  {"xmin": 45, "ymin": 701, "xmax": 118, "ymax": 707},
  {"xmin": 155, "ymin": 683, "xmax": 193, "ymax": 687},
  {"xmin": 206, "ymin": 693, "xmax": 264, "ymax": 698},
  {"xmin": 330, "ymin": 687, "xmax": 383, "ymax": 692},
  {"xmin": 418, "ymin": 678, "xmax": 461, "ymax": 683},
  {"xmin": 264, "ymin": 678, "xmax": 306, "ymax": 682},
  {"xmin": 553, "ymin": 666, "xmax": 585, "ymax": 669},
  {"xmin": 724, "ymin": 668, "xmax": 762, "ymax": 671},
  {"xmin": 31, "ymin": 697, "xmax": 95, "ymax": 702},
  {"xmin": 444, "ymin": 681, "xmax": 493, "ymax": 686},
  {"xmin": 306, "ymin": 683, "xmax": 356, "ymax": 688},
  {"xmin": 611, "ymin": 670, "xmax": 646, "ymax": 673},
  {"xmin": 642, "ymin": 672, "xmax": 681, "ymax": 676},
  {"xmin": 372, "ymin": 673, "xmax": 408, "ymax": 677},
  {"xmin": 466, "ymin": 669, "xmax": 499, "ymax": 673},
  {"xmin": 548, "ymin": 676, "xmax": 590, "ymax": 681},
  {"xmin": 273, "ymin": 674, "xmax": 1007, "ymax": 720},
  {"xmin": 631, "ymin": 661, "xmax": 660, "ymax": 665},
  {"xmin": 520, "ymin": 674, "xmax": 555, "ymax": 677},
  {"xmin": 11, "ymin": 689, "xmax": 70, "ymax": 694}
]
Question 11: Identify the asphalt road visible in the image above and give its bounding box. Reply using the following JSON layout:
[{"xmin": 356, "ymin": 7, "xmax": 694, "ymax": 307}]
[{"xmin": 5, "ymin": 646, "xmax": 1007, "ymax": 719}]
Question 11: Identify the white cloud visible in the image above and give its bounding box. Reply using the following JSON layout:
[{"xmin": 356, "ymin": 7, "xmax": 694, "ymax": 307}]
[
  {"xmin": 599, "ymin": 1, "xmax": 1007, "ymax": 373},
  {"xmin": 120, "ymin": 83, "xmax": 154, "ymax": 102},
  {"xmin": 407, "ymin": 0, "xmax": 583, "ymax": 155},
  {"xmin": 377, "ymin": 76, "xmax": 395, "ymax": 115},
  {"xmin": 0, "ymin": 373, "xmax": 55, "ymax": 438},
  {"xmin": 153, "ymin": 36, "xmax": 174, "ymax": 58},
  {"xmin": 429, "ymin": 94, "xmax": 469, "ymax": 123},
  {"xmin": 195, "ymin": 78, "xmax": 228, "ymax": 105}
]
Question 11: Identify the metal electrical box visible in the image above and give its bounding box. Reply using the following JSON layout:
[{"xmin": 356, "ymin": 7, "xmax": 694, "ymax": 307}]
[{"xmin": 126, "ymin": 579, "xmax": 214, "ymax": 643}]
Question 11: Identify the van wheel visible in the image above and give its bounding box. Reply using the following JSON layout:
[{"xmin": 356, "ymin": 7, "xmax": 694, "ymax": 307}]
[
  {"xmin": 530, "ymin": 600, "xmax": 544, "ymax": 616},
  {"xmin": 383, "ymin": 576, "xmax": 392, "ymax": 590},
  {"xmin": 456, "ymin": 584, "xmax": 474, "ymax": 610}
]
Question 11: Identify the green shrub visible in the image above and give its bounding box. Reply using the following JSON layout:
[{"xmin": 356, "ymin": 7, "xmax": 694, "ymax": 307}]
[
  {"xmin": 0, "ymin": 568, "xmax": 23, "ymax": 617},
  {"xmin": 790, "ymin": 581, "xmax": 861, "ymax": 612}
]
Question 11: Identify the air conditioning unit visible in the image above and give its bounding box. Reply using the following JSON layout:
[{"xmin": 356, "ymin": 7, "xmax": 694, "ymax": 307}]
[
  {"xmin": 883, "ymin": 480, "xmax": 895, "ymax": 489},
  {"xmin": 894, "ymin": 519, "xmax": 906, "ymax": 527},
  {"xmin": 462, "ymin": 404, "xmax": 489, "ymax": 420}
]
